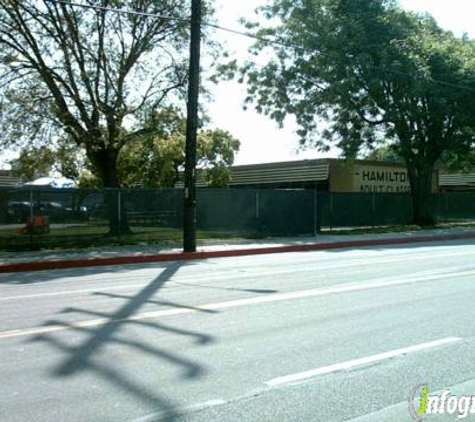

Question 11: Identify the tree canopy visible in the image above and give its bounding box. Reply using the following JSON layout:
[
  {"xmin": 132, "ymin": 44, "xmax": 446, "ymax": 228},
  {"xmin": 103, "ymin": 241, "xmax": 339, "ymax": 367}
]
[
  {"xmin": 364, "ymin": 146, "xmax": 404, "ymax": 164},
  {"xmin": 236, "ymin": 0, "xmax": 475, "ymax": 224},
  {"xmin": 100, "ymin": 108, "xmax": 239, "ymax": 188},
  {"xmin": 9, "ymin": 146, "xmax": 55, "ymax": 180},
  {"xmin": 0, "ymin": 0, "xmax": 209, "ymax": 188},
  {"xmin": 10, "ymin": 108, "xmax": 240, "ymax": 188},
  {"xmin": 118, "ymin": 126, "xmax": 240, "ymax": 189}
]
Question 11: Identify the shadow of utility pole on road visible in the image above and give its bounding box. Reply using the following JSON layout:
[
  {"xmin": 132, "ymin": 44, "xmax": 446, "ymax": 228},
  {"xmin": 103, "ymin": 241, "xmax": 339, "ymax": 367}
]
[{"xmin": 30, "ymin": 261, "xmax": 217, "ymax": 421}]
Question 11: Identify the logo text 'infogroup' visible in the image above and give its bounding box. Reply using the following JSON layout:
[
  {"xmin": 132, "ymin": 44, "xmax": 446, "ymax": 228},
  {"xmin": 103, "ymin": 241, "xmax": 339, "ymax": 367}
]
[{"xmin": 409, "ymin": 385, "xmax": 475, "ymax": 420}]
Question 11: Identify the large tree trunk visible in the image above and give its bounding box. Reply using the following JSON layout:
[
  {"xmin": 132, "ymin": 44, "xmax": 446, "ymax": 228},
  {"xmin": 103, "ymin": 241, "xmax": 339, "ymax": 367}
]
[
  {"xmin": 104, "ymin": 189, "xmax": 131, "ymax": 236},
  {"xmin": 407, "ymin": 163, "xmax": 436, "ymax": 226},
  {"xmin": 89, "ymin": 148, "xmax": 132, "ymax": 236}
]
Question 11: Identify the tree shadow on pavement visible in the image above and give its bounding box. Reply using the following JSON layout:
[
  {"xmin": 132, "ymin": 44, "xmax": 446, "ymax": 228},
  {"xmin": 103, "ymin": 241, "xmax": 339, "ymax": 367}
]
[{"xmin": 28, "ymin": 261, "xmax": 217, "ymax": 421}]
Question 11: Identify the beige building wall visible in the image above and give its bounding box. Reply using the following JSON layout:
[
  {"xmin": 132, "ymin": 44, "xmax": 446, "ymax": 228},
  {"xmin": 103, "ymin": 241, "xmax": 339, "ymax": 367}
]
[{"xmin": 329, "ymin": 161, "xmax": 437, "ymax": 193}]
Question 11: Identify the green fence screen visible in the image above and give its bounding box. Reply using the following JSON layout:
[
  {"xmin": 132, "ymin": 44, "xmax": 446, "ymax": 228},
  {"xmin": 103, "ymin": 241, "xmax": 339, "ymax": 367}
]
[{"xmin": 0, "ymin": 187, "xmax": 474, "ymax": 250}]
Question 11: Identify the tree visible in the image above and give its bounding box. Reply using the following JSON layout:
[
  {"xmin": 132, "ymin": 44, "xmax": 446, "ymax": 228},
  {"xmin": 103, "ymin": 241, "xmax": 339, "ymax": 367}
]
[
  {"xmin": 8, "ymin": 141, "xmax": 90, "ymax": 182},
  {"xmin": 118, "ymin": 106, "xmax": 186, "ymax": 187},
  {"xmin": 364, "ymin": 146, "xmax": 404, "ymax": 164},
  {"xmin": 235, "ymin": 0, "xmax": 475, "ymax": 225},
  {"xmin": 9, "ymin": 146, "xmax": 55, "ymax": 180},
  {"xmin": 117, "ymin": 107, "xmax": 240, "ymax": 188},
  {"xmin": 119, "ymin": 126, "xmax": 240, "ymax": 188},
  {"xmin": 0, "ymin": 0, "xmax": 219, "ymax": 233},
  {"xmin": 197, "ymin": 128, "xmax": 241, "ymax": 187},
  {"xmin": 0, "ymin": 0, "xmax": 193, "ymax": 184},
  {"xmin": 13, "ymin": 109, "xmax": 240, "ymax": 188}
]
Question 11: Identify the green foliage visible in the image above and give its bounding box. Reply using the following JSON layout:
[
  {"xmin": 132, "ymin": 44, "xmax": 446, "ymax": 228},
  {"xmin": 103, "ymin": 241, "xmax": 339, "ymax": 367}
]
[
  {"xmin": 9, "ymin": 146, "xmax": 55, "ymax": 180},
  {"xmin": 0, "ymin": 1, "xmax": 217, "ymax": 188},
  {"xmin": 236, "ymin": 0, "xmax": 475, "ymax": 224},
  {"xmin": 118, "ymin": 109, "xmax": 240, "ymax": 188},
  {"xmin": 365, "ymin": 145, "xmax": 404, "ymax": 163},
  {"xmin": 198, "ymin": 128, "xmax": 241, "ymax": 187},
  {"xmin": 10, "ymin": 108, "xmax": 240, "ymax": 188},
  {"xmin": 240, "ymin": 0, "xmax": 475, "ymax": 155}
]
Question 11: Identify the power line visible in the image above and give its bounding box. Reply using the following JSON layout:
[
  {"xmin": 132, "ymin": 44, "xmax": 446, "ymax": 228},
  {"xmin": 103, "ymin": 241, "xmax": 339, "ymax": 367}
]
[
  {"xmin": 44, "ymin": 0, "xmax": 190, "ymax": 23},
  {"xmin": 43, "ymin": 0, "xmax": 475, "ymax": 93},
  {"xmin": 206, "ymin": 23, "xmax": 475, "ymax": 93},
  {"xmin": 205, "ymin": 22, "xmax": 284, "ymax": 45}
]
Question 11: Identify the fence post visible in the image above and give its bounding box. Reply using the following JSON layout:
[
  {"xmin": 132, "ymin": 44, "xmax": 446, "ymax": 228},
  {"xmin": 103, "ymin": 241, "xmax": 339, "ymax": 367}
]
[
  {"xmin": 329, "ymin": 193, "xmax": 333, "ymax": 232},
  {"xmin": 371, "ymin": 193, "xmax": 376, "ymax": 228},
  {"xmin": 255, "ymin": 191, "xmax": 260, "ymax": 235},
  {"xmin": 117, "ymin": 189, "xmax": 122, "ymax": 242},
  {"xmin": 313, "ymin": 188, "xmax": 320, "ymax": 234},
  {"xmin": 444, "ymin": 193, "xmax": 449, "ymax": 224},
  {"xmin": 29, "ymin": 187, "xmax": 34, "ymax": 246}
]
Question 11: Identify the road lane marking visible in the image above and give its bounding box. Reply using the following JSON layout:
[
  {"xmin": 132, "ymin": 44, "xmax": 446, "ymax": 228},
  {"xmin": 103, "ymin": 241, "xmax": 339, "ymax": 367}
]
[
  {"xmin": 131, "ymin": 400, "xmax": 227, "ymax": 422},
  {"xmin": 1, "ymin": 269, "xmax": 475, "ymax": 340},
  {"xmin": 1, "ymin": 254, "xmax": 474, "ymax": 304},
  {"xmin": 2, "ymin": 246, "xmax": 474, "ymax": 298},
  {"xmin": 265, "ymin": 337, "xmax": 463, "ymax": 387},
  {"xmin": 344, "ymin": 375, "xmax": 475, "ymax": 421},
  {"xmin": 0, "ymin": 283, "xmax": 154, "ymax": 301}
]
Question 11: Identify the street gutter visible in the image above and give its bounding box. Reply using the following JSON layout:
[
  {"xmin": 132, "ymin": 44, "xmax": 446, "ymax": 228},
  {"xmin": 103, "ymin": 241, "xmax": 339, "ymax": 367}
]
[{"xmin": 1, "ymin": 231, "xmax": 475, "ymax": 274}]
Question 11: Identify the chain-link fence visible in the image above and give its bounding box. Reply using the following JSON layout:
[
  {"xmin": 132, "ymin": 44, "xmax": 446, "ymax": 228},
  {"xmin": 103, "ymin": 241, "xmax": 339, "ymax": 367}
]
[{"xmin": 0, "ymin": 187, "xmax": 474, "ymax": 250}]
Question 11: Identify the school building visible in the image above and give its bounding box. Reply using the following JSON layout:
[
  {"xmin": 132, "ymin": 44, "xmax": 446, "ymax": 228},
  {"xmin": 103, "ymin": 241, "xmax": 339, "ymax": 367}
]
[{"xmin": 193, "ymin": 158, "xmax": 475, "ymax": 193}]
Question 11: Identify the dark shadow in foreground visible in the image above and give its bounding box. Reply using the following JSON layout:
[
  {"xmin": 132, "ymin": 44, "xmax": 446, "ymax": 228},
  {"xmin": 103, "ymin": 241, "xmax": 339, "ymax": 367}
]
[{"xmin": 29, "ymin": 261, "xmax": 217, "ymax": 421}]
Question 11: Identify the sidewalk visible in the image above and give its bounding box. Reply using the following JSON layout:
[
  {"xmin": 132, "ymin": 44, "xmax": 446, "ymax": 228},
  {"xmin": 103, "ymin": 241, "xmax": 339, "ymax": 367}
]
[{"xmin": 1, "ymin": 226, "xmax": 475, "ymax": 273}]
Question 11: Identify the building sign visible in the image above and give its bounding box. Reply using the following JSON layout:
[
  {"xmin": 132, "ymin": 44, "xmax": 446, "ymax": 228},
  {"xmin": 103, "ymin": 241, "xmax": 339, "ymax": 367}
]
[{"xmin": 353, "ymin": 165, "xmax": 411, "ymax": 193}]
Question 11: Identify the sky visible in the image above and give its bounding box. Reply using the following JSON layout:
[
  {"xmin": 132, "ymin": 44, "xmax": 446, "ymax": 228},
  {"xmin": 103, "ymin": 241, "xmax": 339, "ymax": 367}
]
[
  {"xmin": 1, "ymin": 1, "xmax": 475, "ymax": 169},
  {"xmin": 208, "ymin": 0, "xmax": 475, "ymax": 165}
]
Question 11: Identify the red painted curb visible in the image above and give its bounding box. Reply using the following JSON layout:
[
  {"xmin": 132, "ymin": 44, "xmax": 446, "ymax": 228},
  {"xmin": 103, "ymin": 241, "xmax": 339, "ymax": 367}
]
[{"xmin": 1, "ymin": 232, "xmax": 475, "ymax": 274}]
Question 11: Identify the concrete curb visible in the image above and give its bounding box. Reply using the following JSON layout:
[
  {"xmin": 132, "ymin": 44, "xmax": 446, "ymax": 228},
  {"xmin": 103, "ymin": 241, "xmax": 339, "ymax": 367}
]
[{"xmin": 1, "ymin": 231, "xmax": 475, "ymax": 274}]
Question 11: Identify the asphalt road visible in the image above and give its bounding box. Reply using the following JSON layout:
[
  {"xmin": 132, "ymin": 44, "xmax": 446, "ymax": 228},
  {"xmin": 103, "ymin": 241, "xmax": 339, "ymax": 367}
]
[{"xmin": 1, "ymin": 240, "xmax": 475, "ymax": 422}]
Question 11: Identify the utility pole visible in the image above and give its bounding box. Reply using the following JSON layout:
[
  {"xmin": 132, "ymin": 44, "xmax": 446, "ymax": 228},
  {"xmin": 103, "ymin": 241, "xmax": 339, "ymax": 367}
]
[{"xmin": 183, "ymin": 0, "xmax": 202, "ymax": 252}]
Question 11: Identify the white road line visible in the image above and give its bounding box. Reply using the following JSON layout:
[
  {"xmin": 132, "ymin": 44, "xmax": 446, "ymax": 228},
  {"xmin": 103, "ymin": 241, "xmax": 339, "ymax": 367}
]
[
  {"xmin": 1, "ymin": 250, "xmax": 474, "ymax": 301},
  {"xmin": 131, "ymin": 399, "xmax": 227, "ymax": 422},
  {"xmin": 2, "ymin": 245, "xmax": 473, "ymax": 295},
  {"xmin": 1, "ymin": 269, "xmax": 475, "ymax": 340},
  {"xmin": 265, "ymin": 337, "xmax": 463, "ymax": 387},
  {"xmin": 343, "ymin": 374, "xmax": 475, "ymax": 421},
  {"xmin": 0, "ymin": 282, "xmax": 152, "ymax": 301}
]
